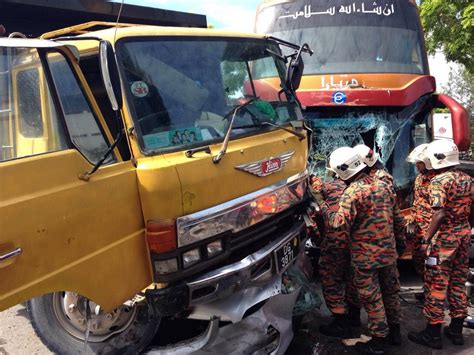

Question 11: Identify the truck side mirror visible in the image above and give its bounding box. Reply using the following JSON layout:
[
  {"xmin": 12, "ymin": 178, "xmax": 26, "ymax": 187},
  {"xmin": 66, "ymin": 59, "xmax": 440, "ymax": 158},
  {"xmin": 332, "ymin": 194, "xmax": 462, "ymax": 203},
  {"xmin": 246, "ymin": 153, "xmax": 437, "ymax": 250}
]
[
  {"xmin": 287, "ymin": 57, "xmax": 304, "ymax": 91},
  {"xmin": 99, "ymin": 40, "xmax": 122, "ymax": 111},
  {"xmin": 285, "ymin": 43, "xmax": 311, "ymax": 92}
]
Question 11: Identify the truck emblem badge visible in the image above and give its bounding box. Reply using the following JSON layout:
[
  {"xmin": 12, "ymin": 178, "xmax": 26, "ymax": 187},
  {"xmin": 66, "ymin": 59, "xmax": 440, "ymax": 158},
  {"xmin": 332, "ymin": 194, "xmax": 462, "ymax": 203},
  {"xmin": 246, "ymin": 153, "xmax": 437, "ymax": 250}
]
[{"xmin": 235, "ymin": 151, "xmax": 295, "ymax": 177}]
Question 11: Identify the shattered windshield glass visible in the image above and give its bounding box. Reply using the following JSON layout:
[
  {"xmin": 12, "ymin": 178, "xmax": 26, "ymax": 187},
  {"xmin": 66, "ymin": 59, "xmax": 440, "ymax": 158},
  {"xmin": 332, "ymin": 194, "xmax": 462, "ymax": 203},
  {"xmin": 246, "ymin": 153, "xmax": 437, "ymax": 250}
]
[{"xmin": 306, "ymin": 96, "xmax": 431, "ymax": 190}]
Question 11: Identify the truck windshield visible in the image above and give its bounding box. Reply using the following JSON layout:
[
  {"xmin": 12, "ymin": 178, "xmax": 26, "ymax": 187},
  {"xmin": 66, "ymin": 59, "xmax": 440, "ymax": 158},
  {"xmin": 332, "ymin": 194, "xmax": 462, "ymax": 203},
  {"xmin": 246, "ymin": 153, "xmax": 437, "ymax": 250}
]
[
  {"xmin": 256, "ymin": 0, "xmax": 427, "ymax": 75},
  {"xmin": 117, "ymin": 37, "xmax": 298, "ymax": 154}
]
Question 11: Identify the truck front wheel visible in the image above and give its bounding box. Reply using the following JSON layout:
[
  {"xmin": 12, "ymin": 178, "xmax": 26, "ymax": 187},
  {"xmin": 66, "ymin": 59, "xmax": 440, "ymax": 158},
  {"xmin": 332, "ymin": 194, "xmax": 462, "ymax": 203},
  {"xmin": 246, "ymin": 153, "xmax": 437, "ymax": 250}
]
[{"xmin": 27, "ymin": 292, "xmax": 160, "ymax": 354}]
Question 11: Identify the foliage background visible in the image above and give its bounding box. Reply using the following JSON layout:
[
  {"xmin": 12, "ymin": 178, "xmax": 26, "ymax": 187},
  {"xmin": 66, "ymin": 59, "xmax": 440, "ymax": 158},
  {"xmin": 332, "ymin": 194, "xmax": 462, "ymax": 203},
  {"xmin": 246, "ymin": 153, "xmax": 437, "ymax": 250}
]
[
  {"xmin": 420, "ymin": 0, "xmax": 473, "ymax": 74},
  {"xmin": 420, "ymin": 0, "xmax": 474, "ymax": 151}
]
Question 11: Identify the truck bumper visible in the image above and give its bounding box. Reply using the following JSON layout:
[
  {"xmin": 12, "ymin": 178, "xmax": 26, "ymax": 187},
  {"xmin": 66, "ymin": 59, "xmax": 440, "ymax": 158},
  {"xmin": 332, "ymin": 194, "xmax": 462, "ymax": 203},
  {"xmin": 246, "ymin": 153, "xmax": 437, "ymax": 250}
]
[
  {"xmin": 145, "ymin": 221, "xmax": 305, "ymax": 316},
  {"xmin": 145, "ymin": 288, "xmax": 300, "ymax": 355}
]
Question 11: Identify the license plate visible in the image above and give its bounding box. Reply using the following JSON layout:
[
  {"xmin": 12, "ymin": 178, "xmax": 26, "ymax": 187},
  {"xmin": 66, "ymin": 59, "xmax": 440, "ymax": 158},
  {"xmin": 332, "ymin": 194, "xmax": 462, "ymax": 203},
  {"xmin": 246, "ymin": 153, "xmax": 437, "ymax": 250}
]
[{"xmin": 274, "ymin": 237, "xmax": 299, "ymax": 273}]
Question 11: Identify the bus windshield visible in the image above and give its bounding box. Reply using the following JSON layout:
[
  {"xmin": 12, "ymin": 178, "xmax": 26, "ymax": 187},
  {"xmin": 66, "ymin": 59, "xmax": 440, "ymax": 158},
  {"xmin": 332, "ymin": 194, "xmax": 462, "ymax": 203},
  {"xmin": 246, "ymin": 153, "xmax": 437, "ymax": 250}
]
[
  {"xmin": 305, "ymin": 101, "xmax": 431, "ymax": 190},
  {"xmin": 256, "ymin": 0, "xmax": 427, "ymax": 75}
]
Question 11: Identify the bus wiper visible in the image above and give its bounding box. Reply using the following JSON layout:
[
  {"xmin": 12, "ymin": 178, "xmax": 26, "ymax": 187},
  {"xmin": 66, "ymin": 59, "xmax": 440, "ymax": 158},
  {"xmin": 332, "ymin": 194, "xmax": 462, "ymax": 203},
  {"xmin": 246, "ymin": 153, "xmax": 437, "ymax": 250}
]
[
  {"xmin": 233, "ymin": 121, "xmax": 306, "ymax": 141},
  {"xmin": 212, "ymin": 98, "xmax": 257, "ymax": 164}
]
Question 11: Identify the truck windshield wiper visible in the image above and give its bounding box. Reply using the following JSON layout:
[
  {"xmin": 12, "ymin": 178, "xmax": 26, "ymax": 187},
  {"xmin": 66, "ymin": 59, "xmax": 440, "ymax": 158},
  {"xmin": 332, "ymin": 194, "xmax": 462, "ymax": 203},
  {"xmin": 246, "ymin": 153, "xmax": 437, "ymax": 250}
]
[
  {"xmin": 212, "ymin": 98, "xmax": 257, "ymax": 164},
  {"xmin": 233, "ymin": 121, "xmax": 306, "ymax": 141}
]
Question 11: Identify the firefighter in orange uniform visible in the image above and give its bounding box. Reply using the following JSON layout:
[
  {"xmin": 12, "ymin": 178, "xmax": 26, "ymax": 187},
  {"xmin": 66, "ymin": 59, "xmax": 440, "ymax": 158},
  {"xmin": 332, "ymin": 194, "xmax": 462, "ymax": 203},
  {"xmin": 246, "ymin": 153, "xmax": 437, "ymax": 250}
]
[
  {"xmin": 354, "ymin": 144, "xmax": 394, "ymax": 188},
  {"xmin": 406, "ymin": 143, "xmax": 436, "ymax": 299},
  {"xmin": 313, "ymin": 147, "xmax": 405, "ymax": 354},
  {"xmin": 408, "ymin": 140, "xmax": 473, "ymax": 349},
  {"xmin": 311, "ymin": 174, "xmax": 361, "ymax": 339}
]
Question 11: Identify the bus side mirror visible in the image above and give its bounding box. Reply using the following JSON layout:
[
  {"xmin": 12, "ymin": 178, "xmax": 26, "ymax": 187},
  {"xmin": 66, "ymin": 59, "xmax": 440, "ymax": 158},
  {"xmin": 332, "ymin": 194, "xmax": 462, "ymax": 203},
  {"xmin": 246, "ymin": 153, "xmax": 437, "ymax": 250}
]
[
  {"xmin": 99, "ymin": 40, "xmax": 122, "ymax": 111},
  {"xmin": 287, "ymin": 57, "xmax": 304, "ymax": 91}
]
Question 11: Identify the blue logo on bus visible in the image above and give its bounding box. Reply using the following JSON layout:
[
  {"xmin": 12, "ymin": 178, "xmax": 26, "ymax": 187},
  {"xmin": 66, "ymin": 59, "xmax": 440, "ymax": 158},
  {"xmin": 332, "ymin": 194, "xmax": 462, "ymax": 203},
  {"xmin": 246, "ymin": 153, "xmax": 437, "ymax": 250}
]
[{"xmin": 332, "ymin": 91, "xmax": 347, "ymax": 105}]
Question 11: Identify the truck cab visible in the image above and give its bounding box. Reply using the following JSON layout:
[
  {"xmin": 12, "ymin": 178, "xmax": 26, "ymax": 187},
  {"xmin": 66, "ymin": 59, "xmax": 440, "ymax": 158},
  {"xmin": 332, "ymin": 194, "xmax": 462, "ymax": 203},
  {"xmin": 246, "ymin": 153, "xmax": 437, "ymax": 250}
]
[{"xmin": 0, "ymin": 23, "xmax": 309, "ymax": 353}]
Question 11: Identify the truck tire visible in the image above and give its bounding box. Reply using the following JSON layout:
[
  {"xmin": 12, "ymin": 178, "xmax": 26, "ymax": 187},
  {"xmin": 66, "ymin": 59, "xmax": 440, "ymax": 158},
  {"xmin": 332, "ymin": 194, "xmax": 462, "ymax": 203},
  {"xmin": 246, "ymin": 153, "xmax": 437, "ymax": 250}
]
[{"xmin": 27, "ymin": 292, "xmax": 160, "ymax": 354}]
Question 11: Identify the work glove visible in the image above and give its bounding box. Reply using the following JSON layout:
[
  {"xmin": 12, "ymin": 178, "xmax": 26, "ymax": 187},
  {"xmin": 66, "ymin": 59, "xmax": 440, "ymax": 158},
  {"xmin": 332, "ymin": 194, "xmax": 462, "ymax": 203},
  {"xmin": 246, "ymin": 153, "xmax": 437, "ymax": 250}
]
[
  {"xmin": 309, "ymin": 176, "xmax": 326, "ymax": 206},
  {"xmin": 406, "ymin": 222, "xmax": 415, "ymax": 236}
]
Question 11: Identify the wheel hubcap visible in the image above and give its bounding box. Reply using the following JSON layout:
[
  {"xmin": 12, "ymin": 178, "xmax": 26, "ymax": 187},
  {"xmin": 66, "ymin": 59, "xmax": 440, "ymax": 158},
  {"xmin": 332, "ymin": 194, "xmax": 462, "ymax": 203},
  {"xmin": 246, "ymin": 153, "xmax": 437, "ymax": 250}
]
[{"xmin": 52, "ymin": 292, "xmax": 137, "ymax": 342}]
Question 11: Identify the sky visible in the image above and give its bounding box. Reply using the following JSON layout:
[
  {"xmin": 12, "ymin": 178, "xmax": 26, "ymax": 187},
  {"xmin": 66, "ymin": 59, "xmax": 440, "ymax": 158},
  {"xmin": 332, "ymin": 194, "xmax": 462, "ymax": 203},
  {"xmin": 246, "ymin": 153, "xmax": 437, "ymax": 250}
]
[
  {"xmin": 117, "ymin": 0, "xmax": 260, "ymax": 31},
  {"xmin": 114, "ymin": 0, "xmax": 453, "ymax": 89}
]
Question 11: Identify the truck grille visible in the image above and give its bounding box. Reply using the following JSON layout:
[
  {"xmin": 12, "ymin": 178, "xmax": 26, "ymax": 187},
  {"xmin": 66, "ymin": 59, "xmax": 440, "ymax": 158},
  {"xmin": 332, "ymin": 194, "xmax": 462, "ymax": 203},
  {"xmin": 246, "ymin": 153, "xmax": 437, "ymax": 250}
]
[
  {"xmin": 228, "ymin": 204, "xmax": 304, "ymax": 259},
  {"xmin": 153, "ymin": 200, "xmax": 307, "ymax": 283}
]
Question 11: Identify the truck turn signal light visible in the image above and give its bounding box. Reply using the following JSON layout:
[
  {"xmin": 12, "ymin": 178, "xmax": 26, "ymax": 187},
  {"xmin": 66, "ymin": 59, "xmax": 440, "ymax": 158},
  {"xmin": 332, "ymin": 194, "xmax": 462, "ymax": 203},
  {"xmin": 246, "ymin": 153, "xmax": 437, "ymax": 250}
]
[{"xmin": 146, "ymin": 219, "xmax": 177, "ymax": 254}]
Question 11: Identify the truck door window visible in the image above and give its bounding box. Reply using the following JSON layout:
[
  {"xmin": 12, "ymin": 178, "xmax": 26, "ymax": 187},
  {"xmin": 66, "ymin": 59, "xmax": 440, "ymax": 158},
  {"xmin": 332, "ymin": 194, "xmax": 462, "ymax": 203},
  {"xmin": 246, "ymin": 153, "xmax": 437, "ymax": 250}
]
[
  {"xmin": 78, "ymin": 55, "xmax": 131, "ymax": 161},
  {"xmin": 46, "ymin": 52, "xmax": 113, "ymax": 165},
  {"xmin": 0, "ymin": 47, "xmax": 68, "ymax": 161},
  {"xmin": 17, "ymin": 69, "xmax": 43, "ymax": 137}
]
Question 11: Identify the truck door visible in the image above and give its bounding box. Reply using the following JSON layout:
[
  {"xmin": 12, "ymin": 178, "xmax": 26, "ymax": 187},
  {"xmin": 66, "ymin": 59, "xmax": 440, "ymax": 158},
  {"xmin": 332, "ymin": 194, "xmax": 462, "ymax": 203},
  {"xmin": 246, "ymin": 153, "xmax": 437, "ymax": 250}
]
[{"xmin": 0, "ymin": 42, "xmax": 152, "ymax": 312}]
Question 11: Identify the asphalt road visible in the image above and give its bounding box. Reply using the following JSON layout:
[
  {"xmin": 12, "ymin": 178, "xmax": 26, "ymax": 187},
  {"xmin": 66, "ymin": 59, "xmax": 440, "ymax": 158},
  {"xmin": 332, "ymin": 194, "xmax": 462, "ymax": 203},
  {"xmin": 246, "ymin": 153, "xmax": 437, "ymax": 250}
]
[
  {"xmin": 0, "ymin": 263, "xmax": 473, "ymax": 354},
  {"xmin": 0, "ymin": 305, "xmax": 50, "ymax": 355},
  {"xmin": 287, "ymin": 261, "xmax": 474, "ymax": 355}
]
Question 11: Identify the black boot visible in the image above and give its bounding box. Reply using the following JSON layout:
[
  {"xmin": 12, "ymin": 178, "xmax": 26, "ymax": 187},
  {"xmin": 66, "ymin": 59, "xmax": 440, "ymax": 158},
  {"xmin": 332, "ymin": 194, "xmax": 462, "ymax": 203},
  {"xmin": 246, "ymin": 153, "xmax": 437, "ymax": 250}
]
[
  {"xmin": 348, "ymin": 304, "xmax": 362, "ymax": 327},
  {"xmin": 414, "ymin": 292, "xmax": 425, "ymax": 302},
  {"xmin": 444, "ymin": 318, "xmax": 464, "ymax": 345},
  {"xmin": 354, "ymin": 336, "xmax": 387, "ymax": 355},
  {"xmin": 319, "ymin": 314, "xmax": 351, "ymax": 338},
  {"xmin": 408, "ymin": 323, "xmax": 442, "ymax": 349},
  {"xmin": 387, "ymin": 323, "xmax": 401, "ymax": 346},
  {"xmin": 347, "ymin": 304, "xmax": 362, "ymax": 337}
]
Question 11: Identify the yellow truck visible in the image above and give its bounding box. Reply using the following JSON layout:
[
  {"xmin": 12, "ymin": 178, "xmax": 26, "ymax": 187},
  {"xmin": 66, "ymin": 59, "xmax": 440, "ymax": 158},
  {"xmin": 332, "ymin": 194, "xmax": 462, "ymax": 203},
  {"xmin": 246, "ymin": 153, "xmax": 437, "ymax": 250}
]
[{"xmin": 0, "ymin": 23, "xmax": 310, "ymax": 353}]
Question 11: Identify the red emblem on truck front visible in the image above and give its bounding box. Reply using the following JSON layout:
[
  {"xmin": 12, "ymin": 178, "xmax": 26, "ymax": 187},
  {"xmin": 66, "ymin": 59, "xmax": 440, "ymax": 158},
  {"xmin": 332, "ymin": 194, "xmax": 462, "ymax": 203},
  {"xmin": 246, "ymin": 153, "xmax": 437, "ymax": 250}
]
[
  {"xmin": 235, "ymin": 151, "xmax": 295, "ymax": 177},
  {"xmin": 261, "ymin": 158, "xmax": 282, "ymax": 175}
]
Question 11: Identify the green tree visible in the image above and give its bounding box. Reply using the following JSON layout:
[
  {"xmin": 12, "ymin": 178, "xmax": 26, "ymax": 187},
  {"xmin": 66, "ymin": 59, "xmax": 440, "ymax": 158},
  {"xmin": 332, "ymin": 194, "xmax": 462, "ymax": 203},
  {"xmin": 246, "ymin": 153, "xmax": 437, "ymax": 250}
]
[
  {"xmin": 441, "ymin": 66, "xmax": 474, "ymax": 115},
  {"xmin": 420, "ymin": 0, "xmax": 474, "ymax": 73}
]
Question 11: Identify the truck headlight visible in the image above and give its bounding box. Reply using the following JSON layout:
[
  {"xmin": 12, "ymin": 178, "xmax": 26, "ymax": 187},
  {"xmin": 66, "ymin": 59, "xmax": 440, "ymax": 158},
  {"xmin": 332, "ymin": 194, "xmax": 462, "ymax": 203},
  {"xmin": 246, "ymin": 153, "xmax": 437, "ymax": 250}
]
[
  {"xmin": 207, "ymin": 240, "xmax": 223, "ymax": 258},
  {"xmin": 183, "ymin": 248, "xmax": 201, "ymax": 268},
  {"xmin": 177, "ymin": 173, "xmax": 307, "ymax": 247},
  {"xmin": 154, "ymin": 258, "xmax": 178, "ymax": 274}
]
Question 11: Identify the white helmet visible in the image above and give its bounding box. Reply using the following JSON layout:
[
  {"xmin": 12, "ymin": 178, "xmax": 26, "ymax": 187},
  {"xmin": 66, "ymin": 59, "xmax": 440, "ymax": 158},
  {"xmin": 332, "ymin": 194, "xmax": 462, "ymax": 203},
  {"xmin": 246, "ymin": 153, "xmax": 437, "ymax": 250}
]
[
  {"xmin": 406, "ymin": 143, "xmax": 432, "ymax": 170},
  {"xmin": 426, "ymin": 139, "xmax": 459, "ymax": 169},
  {"xmin": 328, "ymin": 147, "xmax": 367, "ymax": 181},
  {"xmin": 354, "ymin": 144, "xmax": 379, "ymax": 167}
]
